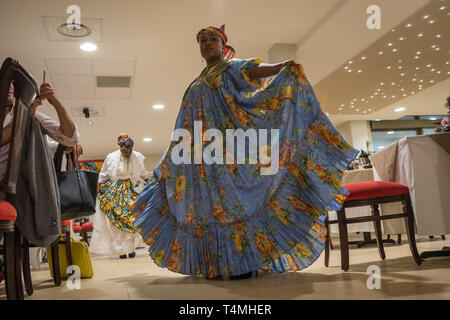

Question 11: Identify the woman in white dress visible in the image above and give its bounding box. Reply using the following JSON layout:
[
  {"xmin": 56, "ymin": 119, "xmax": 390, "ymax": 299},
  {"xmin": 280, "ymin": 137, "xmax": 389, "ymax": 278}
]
[{"xmin": 90, "ymin": 133, "xmax": 149, "ymax": 258}]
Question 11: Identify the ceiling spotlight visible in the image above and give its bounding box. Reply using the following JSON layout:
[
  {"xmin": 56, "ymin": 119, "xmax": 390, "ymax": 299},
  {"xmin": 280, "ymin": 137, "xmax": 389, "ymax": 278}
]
[
  {"xmin": 350, "ymin": 105, "xmax": 354, "ymax": 108},
  {"xmin": 418, "ymin": 33, "xmax": 423, "ymax": 37},
  {"xmin": 413, "ymin": 78, "xmax": 417, "ymax": 81},
  {"xmin": 401, "ymin": 88, "xmax": 405, "ymax": 91},
  {"xmin": 348, "ymin": 61, "xmax": 353, "ymax": 64},
  {"xmin": 143, "ymin": 137, "xmax": 153, "ymax": 142},
  {"xmin": 391, "ymin": 82, "xmax": 396, "ymax": 85},
  {"xmin": 387, "ymin": 131, "xmax": 395, "ymax": 134},
  {"xmin": 437, "ymin": 71, "xmax": 441, "ymax": 74},
  {"xmin": 383, "ymin": 96, "xmax": 387, "ymax": 98},
  {"xmin": 430, "ymin": 80, "xmax": 434, "ymax": 83},
  {"xmin": 380, "ymin": 82, "xmax": 384, "ymax": 86},
  {"xmin": 344, "ymin": 66, "xmax": 348, "ymax": 70},
  {"xmin": 447, "ymin": 62, "xmax": 450, "ymax": 65},
  {"xmin": 357, "ymin": 70, "xmax": 362, "ymax": 73},
  {"xmin": 400, "ymin": 73, "xmax": 405, "ymax": 76},
  {"xmin": 399, "ymin": 37, "xmax": 405, "ymax": 40},
  {"xmin": 361, "ymin": 99, "xmax": 365, "ymax": 102},
  {"xmin": 361, "ymin": 56, "xmax": 367, "ymax": 60},
  {"xmin": 87, "ymin": 121, "xmax": 93, "ymax": 125},
  {"xmin": 414, "ymin": 56, "xmax": 419, "ymax": 59},
  {"xmin": 403, "ymin": 94, "xmax": 407, "ymax": 97},
  {"xmin": 398, "ymin": 66, "xmax": 402, "ymax": 69},
  {"xmin": 341, "ymin": 104, "xmax": 345, "ymax": 107},
  {"xmin": 80, "ymin": 42, "xmax": 98, "ymax": 52},
  {"xmin": 395, "ymin": 107, "xmax": 406, "ymax": 112},
  {"xmin": 392, "ymin": 49, "xmax": 398, "ymax": 52},
  {"xmin": 347, "ymin": 69, "xmax": 352, "ymax": 72},
  {"xmin": 431, "ymin": 45, "xmax": 436, "ymax": 48},
  {"xmin": 429, "ymin": 20, "xmax": 435, "ymax": 24},
  {"xmin": 368, "ymin": 109, "xmax": 372, "ymax": 112},
  {"xmin": 338, "ymin": 107, "xmax": 343, "ymax": 111},
  {"xmin": 436, "ymin": 34, "xmax": 441, "ymax": 38},
  {"xmin": 416, "ymin": 51, "xmax": 421, "ymax": 55},
  {"xmin": 431, "ymin": 68, "xmax": 435, "ymax": 71},
  {"xmin": 423, "ymin": 15, "xmax": 429, "ymax": 19},
  {"xmin": 378, "ymin": 51, "xmax": 383, "ymax": 55},
  {"xmin": 152, "ymin": 104, "xmax": 165, "ymax": 110},
  {"xmin": 406, "ymin": 23, "xmax": 412, "ymax": 27},
  {"xmin": 435, "ymin": 47, "xmax": 440, "ymax": 51},
  {"xmin": 427, "ymin": 64, "xmax": 431, "ymax": 67},
  {"xmin": 440, "ymin": 6, "xmax": 446, "ymax": 10},
  {"xmin": 388, "ymin": 43, "xmax": 393, "ymax": 46},
  {"xmin": 416, "ymin": 67, "xmax": 420, "ymax": 70},
  {"xmin": 356, "ymin": 108, "xmax": 360, "ymax": 111}
]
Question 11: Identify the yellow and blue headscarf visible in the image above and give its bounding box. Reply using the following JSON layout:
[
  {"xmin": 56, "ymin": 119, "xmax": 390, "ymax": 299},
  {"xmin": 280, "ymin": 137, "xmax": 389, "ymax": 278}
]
[{"xmin": 117, "ymin": 133, "xmax": 134, "ymax": 150}]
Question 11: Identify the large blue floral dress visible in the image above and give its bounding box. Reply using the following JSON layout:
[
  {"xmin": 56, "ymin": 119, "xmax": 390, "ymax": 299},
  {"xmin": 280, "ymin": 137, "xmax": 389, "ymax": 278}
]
[{"xmin": 132, "ymin": 58, "xmax": 359, "ymax": 278}]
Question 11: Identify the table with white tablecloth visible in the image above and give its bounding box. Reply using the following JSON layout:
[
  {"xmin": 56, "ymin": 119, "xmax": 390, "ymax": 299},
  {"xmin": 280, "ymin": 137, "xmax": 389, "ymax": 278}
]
[{"xmin": 371, "ymin": 132, "xmax": 450, "ymax": 257}]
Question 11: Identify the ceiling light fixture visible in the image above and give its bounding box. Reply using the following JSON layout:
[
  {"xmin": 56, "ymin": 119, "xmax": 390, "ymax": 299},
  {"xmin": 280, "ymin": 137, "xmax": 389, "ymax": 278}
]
[
  {"xmin": 80, "ymin": 42, "xmax": 98, "ymax": 52},
  {"xmin": 406, "ymin": 23, "xmax": 412, "ymax": 27},
  {"xmin": 387, "ymin": 131, "xmax": 395, "ymax": 134},
  {"xmin": 143, "ymin": 137, "xmax": 153, "ymax": 142},
  {"xmin": 395, "ymin": 107, "xmax": 406, "ymax": 112},
  {"xmin": 152, "ymin": 104, "xmax": 165, "ymax": 110},
  {"xmin": 418, "ymin": 33, "xmax": 423, "ymax": 37}
]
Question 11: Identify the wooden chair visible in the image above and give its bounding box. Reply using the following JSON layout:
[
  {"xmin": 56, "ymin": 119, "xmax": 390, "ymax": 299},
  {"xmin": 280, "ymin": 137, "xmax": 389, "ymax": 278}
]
[
  {"xmin": 80, "ymin": 221, "xmax": 93, "ymax": 245},
  {"xmin": 324, "ymin": 181, "xmax": 422, "ymax": 271},
  {"xmin": 0, "ymin": 57, "xmax": 39, "ymax": 299}
]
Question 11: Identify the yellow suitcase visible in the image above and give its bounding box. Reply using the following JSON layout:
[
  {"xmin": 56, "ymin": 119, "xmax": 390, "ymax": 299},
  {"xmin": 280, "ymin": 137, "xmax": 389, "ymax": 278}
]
[{"xmin": 47, "ymin": 237, "xmax": 94, "ymax": 279}]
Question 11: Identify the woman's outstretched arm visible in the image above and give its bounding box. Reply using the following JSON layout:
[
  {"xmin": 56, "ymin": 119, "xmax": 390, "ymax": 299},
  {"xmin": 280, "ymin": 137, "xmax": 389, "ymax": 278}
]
[{"xmin": 248, "ymin": 60, "xmax": 296, "ymax": 80}]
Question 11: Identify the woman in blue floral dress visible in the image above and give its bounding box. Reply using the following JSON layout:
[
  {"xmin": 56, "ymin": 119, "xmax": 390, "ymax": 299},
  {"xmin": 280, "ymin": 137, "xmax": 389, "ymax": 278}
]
[{"xmin": 132, "ymin": 25, "xmax": 358, "ymax": 279}]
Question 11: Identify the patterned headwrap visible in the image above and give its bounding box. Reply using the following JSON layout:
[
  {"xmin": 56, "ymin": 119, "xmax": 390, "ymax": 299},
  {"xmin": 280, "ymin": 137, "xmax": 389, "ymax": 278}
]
[
  {"xmin": 196, "ymin": 24, "xmax": 236, "ymax": 60},
  {"xmin": 117, "ymin": 132, "xmax": 134, "ymax": 150}
]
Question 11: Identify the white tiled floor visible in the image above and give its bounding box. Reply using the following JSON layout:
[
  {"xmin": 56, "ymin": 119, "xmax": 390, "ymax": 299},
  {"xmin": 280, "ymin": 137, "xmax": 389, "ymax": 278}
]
[{"xmin": 2, "ymin": 234, "xmax": 449, "ymax": 300}]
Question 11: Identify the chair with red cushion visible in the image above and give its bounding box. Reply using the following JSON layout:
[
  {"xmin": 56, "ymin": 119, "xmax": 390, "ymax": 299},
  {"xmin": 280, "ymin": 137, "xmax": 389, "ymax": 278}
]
[
  {"xmin": 80, "ymin": 221, "xmax": 93, "ymax": 244},
  {"xmin": 0, "ymin": 200, "xmax": 20, "ymax": 300},
  {"xmin": 0, "ymin": 58, "xmax": 40, "ymax": 300},
  {"xmin": 325, "ymin": 181, "xmax": 422, "ymax": 271}
]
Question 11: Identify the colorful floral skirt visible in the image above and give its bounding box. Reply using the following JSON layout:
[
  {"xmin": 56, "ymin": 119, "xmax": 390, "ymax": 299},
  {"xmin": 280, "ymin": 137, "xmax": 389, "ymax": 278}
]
[
  {"xmin": 98, "ymin": 179, "xmax": 138, "ymax": 233},
  {"xmin": 132, "ymin": 63, "xmax": 359, "ymax": 278}
]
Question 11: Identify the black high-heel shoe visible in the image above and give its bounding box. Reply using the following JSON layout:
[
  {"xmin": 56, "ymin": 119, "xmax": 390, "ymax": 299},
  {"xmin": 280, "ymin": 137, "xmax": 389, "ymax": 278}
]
[
  {"xmin": 119, "ymin": 254, "xmax": 127, "ymax": 259},
  {"xmin": 128, "ymin": 252, "xmax": 136, "ymax": 258}
]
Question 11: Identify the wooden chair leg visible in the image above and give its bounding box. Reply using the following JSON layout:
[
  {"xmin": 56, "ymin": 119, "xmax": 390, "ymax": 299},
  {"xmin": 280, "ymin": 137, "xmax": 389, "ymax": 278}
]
[
  {"xmin": 14, "ymin": 228, "xmax": 24, "ymax": 300},
  {"xmin": 65, "ymin": 230, "xmax": 72, "ymax": 268},
  {"xmin": 324, "ymin": 217, "xmax": 330, "ymax": 267},
  {"xmin": 441, "ymin": 235, "xmax": 446, "ymax": 241},
  {"xmin": 51, "ymin": 242, "xmax": 61, "ymax": 286},
  {"xmin": 337, "ymin": 208, "xmax": 350, "ymax": 271},
  {"xmin": 397, "ymin": 234, "xmax": 402, "ymax": 245},
  {"xmin": 371, "ymin": 204, "xmax": 386, "ymax": 260},
  {"xmin": 21, "ymin": 233, "xmax": 33, "ymax": 296},
  {"xmin": 403, "ymin": 195, "xmax": 422, "ymax": 265},
  {"xmin": 4, "ymin": 231, "xmax": 17, "ymax": 300}
]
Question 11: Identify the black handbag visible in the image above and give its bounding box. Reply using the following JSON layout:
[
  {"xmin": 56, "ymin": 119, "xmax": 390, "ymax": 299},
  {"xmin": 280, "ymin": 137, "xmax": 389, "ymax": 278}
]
[{"xmin": 54, "ymin": 144, "xmax": 98, "ymax": 220}]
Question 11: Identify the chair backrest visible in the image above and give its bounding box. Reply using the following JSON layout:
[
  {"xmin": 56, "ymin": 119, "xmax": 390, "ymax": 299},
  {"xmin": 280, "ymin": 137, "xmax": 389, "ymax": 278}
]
[{"xmin": 0, "ymin": 57, "xmax": 39, "ymax": 196}]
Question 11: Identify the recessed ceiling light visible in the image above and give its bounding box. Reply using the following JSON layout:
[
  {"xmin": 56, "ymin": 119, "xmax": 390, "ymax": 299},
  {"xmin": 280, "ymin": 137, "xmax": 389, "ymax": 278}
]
[
  {"xmin": 418, "ymin": 33, "xmax": 423, "ymax": 37},
  {"xmin": 361, "ymin": 56, "xmax": 366, "ymax": 60},
  {"xmin": 429, "ymin": 20, "xmax": 435, "ymax": 24},
  {"xmin": 430, "ymin": 80, "xmax": 434, "ymax": 83},
  {"xmin": 80, "ymin": 42, "xmax": 98, "ymax": 52},
  {"xmin": 431, "ymin": 68, "xmax": 435, "ymax": 71},
  {"xmin": 363, "ymin": 111, "xmax": 367, "ymax": 114},
  {"xmin": 341, "ymin": 104, "xmax": 345, "ymax": 107},
  {"xmin": 392, "ymin": 48, "xmax": 398, "ymax": 52},
  {"xmin": 411, "ymin": 91, "xmax": 415, "ymax": 94},
  {"xmin": 358, "ymin": 70, "xmax": 362, "ymax": 73},
  {"xmin": 447, "ymin": 62, "xmax": 449, "ymax": 65},
  {"xmin": 361, "ymin": 99, "xmax": 365, "ymax": 102},
  {"xmin": 378, "ymin": 51, "xmax": 383, "ymax": 55},
  {"xmin": 416, "ymin": 51, "xmax": 421, "ymax": 55},
  {"xmin": 388, "ymin": 43, "xmax": 393, "ymax": 46},
  {"xmin": 420, "ymin": 79, "xmax": 424, "ymax": 82},
  {"xmin": 435, "ymin": 47, "xmax": 440, "ymax": 51},
  {"xmin": 423, "ymin": 15, "xmax": 429, "ymax": 19},
  {"xmin": 375, "ymin": 92, "xmax": 379, "ymax": 95},
  {"xmin": 152, "ymin": 104, "xmax": 165, "ymax": 110},
  {"xmin": 368, "ymin": 108, "xmax": 372, "ymax": 112},
  {"xmin": 427, "ymin": 64, "xmax": 431, "ymax": 67},
  {"xmin": 391, "ymin": 82, "xmax": 396, "ymax": 85},
  {"xmin": 383, "ymin": 96, "xmax": 387, "ymax": 98},
  {"xmin": 143, "ymin": 137, "xmax": 153, "ymax": 142},
  {"xmin": 401, "ymin": 88, "xmax": 405, "ymax": 91},
  {"xmin": 395, "ymin": 107, "xmax": 406, "ymax": 112},
  {"xmin": 400, "ymin": 73, "xmax": 405, "ymax": 76},
  {"xmin": 87, "ymin": 121, "xmax": 93, "ymax": 125},
  {"xmin": 406, "ymin": 24, "xmax": 412, "ymax": 27},
  {"xmin": 416, "ymin": 67, "xmax": 420, "ymax": 70},
  {"xmin": 378, "ymin": 146, "xmax": 385, "ymax": 149},
  {"xmin": 403, "ymin": 94, "xmax": 407, "ymax": 97},
  {"xmin": 387, "ymin": 66, "xmax": 391, "ymax": 69},
  {"xmin": 353, "ymin": 99, "xmax": 357, "ymax": 102},
  {"xmin": 398, "ymin": 66, "xmax": 402, "ymax": 69},
  {"xmin": 387, "ymin": 131, "xmax": 395, "ymax": 135},
  {"xmin": 380, "ymin": 82, "xmax": 384, "ymax": 86},
  {"xmin": 440, "ymin": 6, "xmax": 445, "ymax": 10},
  {"xmin": 347, "ymin": 69, "xmax": 352, "ymax": 72},
  {"xmin": 356, "ymin": 108, "xmax": 360, "ymax": 111},
  {"xmin": 436, "ymin": 34, "xmax": 441, "ymax": 38},
  {"xmin": 399, "ymin": 37, "xmax": 405, "ymax": 40},
  {"xmin": 350, "ymin": 105, "xmax": 354, "ymax": 108},
  {"xmin": 413, "ymin": 78, "xmax": 417, "ymax": 81},
  {"xmin": 392, "ymin": 95, "xmax": 396, "ymax": 98},
  {"xmin": 437, "ymin": 71, "xmax": 441, "ymax": 74},
  {"xmin": 414, "ymin": 56, "xmax": 419, "ymax": 60},
  {"xmin": 344, "ymin": 66, "xmax": 348, "ymax": 70},
  {"xmin": 431, "ymin": 45, "xmax": 436, "ymax": 48},
  {"xmin": 348, "ymin": 61, "xmax": 353, "ymax": 64}
]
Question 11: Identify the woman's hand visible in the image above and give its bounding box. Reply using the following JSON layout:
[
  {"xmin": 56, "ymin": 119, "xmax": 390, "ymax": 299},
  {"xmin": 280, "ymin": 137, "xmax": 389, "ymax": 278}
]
[
  {"xmin": 280, "ymin": 60, "xmax": 296, "ymax": 69},
  {"xmin": 67, "ymin": 144, "xmax": 84, "ymax": 158},
  {"xmin": 39, "ymin": 83, "xmax": 58, "ymax": 104},
  {"xmin": 30, "ymin": 97, "xmax": 43, "ymax": 116}
]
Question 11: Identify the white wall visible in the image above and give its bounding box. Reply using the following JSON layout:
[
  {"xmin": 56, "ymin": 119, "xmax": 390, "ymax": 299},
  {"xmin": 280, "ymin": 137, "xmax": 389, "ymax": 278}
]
[
  {"xmin": 144, "ymin": 153, "xmax": 164, "ymax": 172},
  {"xmin": 336, "ymin": 120, "xmax": 373, "ymax": 152}
]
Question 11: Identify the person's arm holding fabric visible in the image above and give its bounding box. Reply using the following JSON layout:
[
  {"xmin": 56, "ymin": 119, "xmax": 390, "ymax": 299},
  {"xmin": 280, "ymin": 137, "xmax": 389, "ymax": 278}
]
[
  {"xmin": 30, "ymin": 83, "xmax": 80, "ymax": 147},
  {"xmin": 248, "ymin": 60, "xmax": 296, "ymax": 80}
]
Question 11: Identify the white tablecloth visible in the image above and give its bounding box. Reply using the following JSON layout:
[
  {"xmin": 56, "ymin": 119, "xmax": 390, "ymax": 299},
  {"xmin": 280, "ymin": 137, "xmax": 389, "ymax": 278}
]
[{"xmin": 371, "ymin": 133, "xmax": 450, "ymax": 236}]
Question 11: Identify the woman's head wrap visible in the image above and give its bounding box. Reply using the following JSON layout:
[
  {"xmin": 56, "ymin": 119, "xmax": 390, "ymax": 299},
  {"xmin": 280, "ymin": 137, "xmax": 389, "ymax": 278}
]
[
  {"xmin": 117, "ymin": 132, "xmax": 134, "ymax": 150},
  {"xmin": 196, "ymin": 25, "xmax": 236, "ymax": 59}
]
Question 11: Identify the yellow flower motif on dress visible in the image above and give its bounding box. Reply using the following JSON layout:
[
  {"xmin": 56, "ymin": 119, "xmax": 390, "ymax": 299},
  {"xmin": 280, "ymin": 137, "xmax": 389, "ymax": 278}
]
[
  {"xmin": 176, "ymin": 175, "xmax": 186, "ymax": 193},
  {"xmin": 208, "ymin": 265, "xmax": 216, "ymax": 279},
  {"xmin": 167, "ymin": 255, "xmax": 180, "ymax": 272},
  {"xmin": 170, "ymin": 239, "xmax": 181, "ymax": 255},
  {"xmin": 267, "ymin": 200, "xmax": 289, "ymax": 225},
  {"xmin": 213, "ymin": 204, "xmax": 227, "ymax": 221},
  {"xmin": 194, "ymin": 225, "xmax": 202, "ymax": 239},
  {"xmin": 197, "ymin": 164, "xmax": 206, "ymax": 177},
  {"xmin": 154, "ymin": 249, "xmax": 165, "ymax": 264},
  {"xmin": 254, "ymin": 232, "xmax": 275, "ymax": 256},
  {"xmin": 184, "ymin": 115, "xmax": 191, "ymax": 130},
  {"xmin": 234, "ymin": 234, "xmax": 242, "ymax": 251},
  {"xmin": 159, "ymin": 205, "xmax": 169, "ymax": 217},
  {"xmin": 287, "ymin": 196, "xmax": 312, "ymax": 212},
  {"xmin": 224, "ymin": 94, "xmax": 251, "ymax": 127},
  {"xmin": 144, "ymin": 237, "xmax": 154, "ymax": 246},
  {"xmin": 315, "ymin": 124, "xmax": 342, "ymax": 147},
  {"xmin": 159, "ymin": 160, "xmax": 170, "ymax": 182},
  {"xmin": 233, "ymin": 221, "xmax": 245, "ymax": 236},
  {"xmin": 278, "ymin": 140, "xmax": 291, "ymax": 170},
  {"xmin": 219, "ymin": 188, "xmax": 226, "ymax": 197},
  {"xmin": 267, "ymin": 96, "xmax": 281, "ymax": 112},
  {"xmin": 280, "ymin": 85, "xmax": 294, "ymax": 100},
  {"xmin": 175, "ymin": 192, "xmax": 183, "ymax": 203},
  {"xmin": 288, "ymin": 163, "xmax": 307, "ymax": 189},
  {"xmin": 294, "ymin": 243, "xmax": 312, "ymax": 257},
  {"xmin": 184, "ymin": 211, "xmax": 196, "ymax": 224}
]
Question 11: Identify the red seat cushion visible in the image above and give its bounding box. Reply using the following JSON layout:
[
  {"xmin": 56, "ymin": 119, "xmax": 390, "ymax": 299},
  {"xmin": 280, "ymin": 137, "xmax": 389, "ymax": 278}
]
[
  {"xmin": 81, "ymin": 221, "xmax": 93, "ymax": 230},
  {"xmin": 0, "ymin": 200, "xmax": 17, "ymax": 221},
  {"xmin": 344, "ymin": 181, "xmax": 409, "ymax": 201},
  {"xmin": 72, "ymin": 225, "xmax": 82, "ymax": 231},
  {"xmin": 62, "ymin": 220, "xmax": 71, "ymax": 227}
]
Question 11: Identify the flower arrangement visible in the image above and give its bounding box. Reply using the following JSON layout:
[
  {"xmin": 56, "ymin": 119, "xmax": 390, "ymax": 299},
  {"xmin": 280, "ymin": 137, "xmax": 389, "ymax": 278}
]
[{"xmin": 442, "ymin": 96, "xmax": 450, "ymax": 132}]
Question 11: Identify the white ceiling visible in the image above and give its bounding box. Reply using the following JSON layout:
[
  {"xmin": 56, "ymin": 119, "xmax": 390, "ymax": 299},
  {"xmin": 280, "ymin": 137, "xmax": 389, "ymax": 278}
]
[{"xmin": 0, "ymin": 0, "xmax": 447, "ymax": 159}]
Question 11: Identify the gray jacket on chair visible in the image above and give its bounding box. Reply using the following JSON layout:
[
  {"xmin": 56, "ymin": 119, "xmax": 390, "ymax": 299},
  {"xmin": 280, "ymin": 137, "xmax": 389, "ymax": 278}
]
[{"xmin": 13, "ymin": 116, "xmax": 61, "ymax": 247}]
